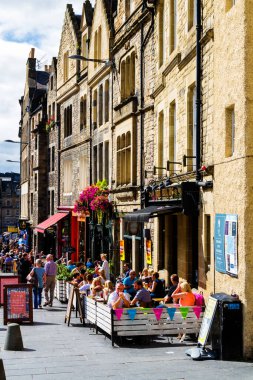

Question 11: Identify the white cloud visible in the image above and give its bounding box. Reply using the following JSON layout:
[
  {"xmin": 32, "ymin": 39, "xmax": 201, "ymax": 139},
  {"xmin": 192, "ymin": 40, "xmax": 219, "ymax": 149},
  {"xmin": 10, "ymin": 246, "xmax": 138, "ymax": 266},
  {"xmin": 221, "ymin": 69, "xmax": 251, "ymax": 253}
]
[{"xmin": 0, "ymin": 0, "xmax": 95, "ymax": 173}]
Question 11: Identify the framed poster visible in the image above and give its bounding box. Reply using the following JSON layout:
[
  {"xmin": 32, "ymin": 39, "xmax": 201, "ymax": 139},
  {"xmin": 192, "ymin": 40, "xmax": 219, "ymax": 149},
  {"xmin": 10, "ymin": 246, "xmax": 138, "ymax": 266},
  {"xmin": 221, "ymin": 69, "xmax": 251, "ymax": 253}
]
[
  {"xmin": 3, "ymin": 284, "xmax": 33, "ymax": 325},
  {"xmin": 146, "ymin": 240, "xmax": 152, "ymax": 265},
  {"xmin": 214, "ymin": 214, "xmax": 238, "ymax": 276},
  {"xmin": 198, "ymin": 296, "xmax": 218, "ymax": 346},
  {"xmin": 0, "ymin": 275, "xmax": 19, "ymax": 305},
  {"xmin": 120, "ymin": 240, "xmax": 125, "ymax": 261}
]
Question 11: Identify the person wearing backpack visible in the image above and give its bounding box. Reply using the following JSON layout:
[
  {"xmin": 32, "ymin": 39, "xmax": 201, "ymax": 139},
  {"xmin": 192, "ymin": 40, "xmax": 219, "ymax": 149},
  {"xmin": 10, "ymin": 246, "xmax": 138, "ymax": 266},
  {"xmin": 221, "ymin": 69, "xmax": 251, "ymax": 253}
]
[{"xmin": 29, "ymin": 259, "xmax": 45, "ymax": 309}]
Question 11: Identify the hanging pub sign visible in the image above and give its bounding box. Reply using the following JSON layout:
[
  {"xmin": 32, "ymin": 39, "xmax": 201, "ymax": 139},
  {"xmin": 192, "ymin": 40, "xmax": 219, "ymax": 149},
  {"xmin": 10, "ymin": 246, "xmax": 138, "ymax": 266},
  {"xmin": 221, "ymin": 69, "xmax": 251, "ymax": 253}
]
[
  {"xmin": 120, "ymin": 240, "xmax": 125, "ymax": 261},
  {"xmin": 3, "ymin": 284, "xmax": 33, "ymax": 325},
  {"xmin": 19, "ymin": 220, "xmax": 28, "ymax": 230},
  {"xmin": 214, "ymin": 214, "xmax": 238, "ymax": 277},
  {"xmin": 146, "ymin": 240, "xmax": 152, "ymax": 265}
]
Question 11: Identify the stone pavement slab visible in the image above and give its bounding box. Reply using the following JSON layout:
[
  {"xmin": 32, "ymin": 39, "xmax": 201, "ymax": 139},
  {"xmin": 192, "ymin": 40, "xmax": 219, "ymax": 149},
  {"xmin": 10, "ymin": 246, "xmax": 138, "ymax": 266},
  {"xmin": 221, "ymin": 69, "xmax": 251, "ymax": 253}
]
[{"xmin": 0, "ymin": 300, "xmax": 252, "ymax": 380}]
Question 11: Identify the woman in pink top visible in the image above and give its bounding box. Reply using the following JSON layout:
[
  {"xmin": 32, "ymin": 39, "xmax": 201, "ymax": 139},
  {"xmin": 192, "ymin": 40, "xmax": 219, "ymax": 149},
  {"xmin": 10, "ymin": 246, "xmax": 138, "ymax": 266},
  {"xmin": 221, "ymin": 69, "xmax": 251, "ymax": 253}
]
[{"xmin": 171, "ymin": 281, "xmax": 195, "ymax": 306}]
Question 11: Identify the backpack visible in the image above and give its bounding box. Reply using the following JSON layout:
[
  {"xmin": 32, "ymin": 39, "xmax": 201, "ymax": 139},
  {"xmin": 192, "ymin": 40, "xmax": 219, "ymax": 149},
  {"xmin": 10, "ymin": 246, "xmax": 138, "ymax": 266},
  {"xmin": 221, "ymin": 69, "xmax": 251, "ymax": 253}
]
[{"xmin": 194, "ymin": 292, "xmax": 205, "ymax": 307}]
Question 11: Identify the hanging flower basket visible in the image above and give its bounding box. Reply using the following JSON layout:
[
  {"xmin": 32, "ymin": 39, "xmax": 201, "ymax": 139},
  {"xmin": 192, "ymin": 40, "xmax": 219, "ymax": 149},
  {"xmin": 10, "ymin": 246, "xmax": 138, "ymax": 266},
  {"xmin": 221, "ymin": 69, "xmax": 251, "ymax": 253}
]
[
  {"xmin": 73, "ymin": 181, "xmax": 112, "ymax": 218},
  {"xmin": 46, "ymin": 116, "xmax": 56, "ymax": 132}
]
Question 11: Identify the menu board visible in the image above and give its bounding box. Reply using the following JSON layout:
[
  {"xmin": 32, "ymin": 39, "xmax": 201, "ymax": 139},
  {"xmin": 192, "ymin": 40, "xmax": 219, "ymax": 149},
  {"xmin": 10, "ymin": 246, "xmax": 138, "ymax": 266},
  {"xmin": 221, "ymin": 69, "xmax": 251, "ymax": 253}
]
[
  {"xmin": 0, "ymin": 275, "xmax": 19, "ymax": 305},
  {"xmin": 3, "ymin": 284, "xmax": 33, "ymax": 325},
  {"xmin": 198, "ymin": 296, "xmax": 218, "ymax": 346}
]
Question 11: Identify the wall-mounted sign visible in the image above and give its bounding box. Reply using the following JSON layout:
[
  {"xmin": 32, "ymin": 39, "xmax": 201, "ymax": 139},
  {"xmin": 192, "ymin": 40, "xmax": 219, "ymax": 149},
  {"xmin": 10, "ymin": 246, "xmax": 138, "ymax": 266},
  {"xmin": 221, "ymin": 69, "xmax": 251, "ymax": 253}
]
[
  {"xmin": 146, "ymin": 240, "xmax": 152, "ymax": 265},
  {"xmin": 120, "ymin": 240, "xmax": 125, "ymax": 261},
  {"xmin": 214, "ymin": 214, "xmax": 238, "ymax": 276},
  {"xmin": 3, "ymin": 284, "xmax": 33, "ymax": 325}
]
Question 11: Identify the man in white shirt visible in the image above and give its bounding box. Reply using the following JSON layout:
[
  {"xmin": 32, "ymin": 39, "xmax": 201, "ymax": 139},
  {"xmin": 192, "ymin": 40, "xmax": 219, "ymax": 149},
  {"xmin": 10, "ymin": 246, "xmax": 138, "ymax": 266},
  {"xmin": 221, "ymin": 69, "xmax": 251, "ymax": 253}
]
[
  {"xmin": 108, "ymin": 282, "xmax": 130, "ymax": 309},
  {"xmin": 100, "ymin": 253, "xmax": 110, "ymax": 280}
]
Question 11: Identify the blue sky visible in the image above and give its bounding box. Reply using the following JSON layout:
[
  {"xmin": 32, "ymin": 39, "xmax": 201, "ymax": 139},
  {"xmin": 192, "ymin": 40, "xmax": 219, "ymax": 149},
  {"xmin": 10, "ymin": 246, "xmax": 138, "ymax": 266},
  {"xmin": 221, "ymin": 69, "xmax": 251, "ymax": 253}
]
[{"xmin": 0, "ymin": 0, "xmax": 95, "ymax": 173}]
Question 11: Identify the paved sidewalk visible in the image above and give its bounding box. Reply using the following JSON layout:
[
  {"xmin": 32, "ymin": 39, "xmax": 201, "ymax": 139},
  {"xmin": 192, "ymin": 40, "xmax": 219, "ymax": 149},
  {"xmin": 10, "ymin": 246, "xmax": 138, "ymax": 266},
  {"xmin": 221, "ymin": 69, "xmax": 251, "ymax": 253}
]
[{"xmin": 0, "ymin": 300, "xmax": 252, "ymax": 380}]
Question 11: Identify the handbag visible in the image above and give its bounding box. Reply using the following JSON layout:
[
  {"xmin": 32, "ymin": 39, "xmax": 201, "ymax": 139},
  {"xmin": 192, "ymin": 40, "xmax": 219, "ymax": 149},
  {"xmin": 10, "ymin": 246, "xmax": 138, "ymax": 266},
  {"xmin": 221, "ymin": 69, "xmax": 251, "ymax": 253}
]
[{"xmin": 26, "ymin": 270, "xmax": 38, "ymax": 287}]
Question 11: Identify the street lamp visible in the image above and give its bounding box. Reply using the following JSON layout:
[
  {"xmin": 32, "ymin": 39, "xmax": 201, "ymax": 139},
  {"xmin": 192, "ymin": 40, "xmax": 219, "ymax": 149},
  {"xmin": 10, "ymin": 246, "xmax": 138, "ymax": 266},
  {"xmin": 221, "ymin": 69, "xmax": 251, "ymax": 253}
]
[
  {"xmin": 4, "ymin": 139, "xmax": 28, "ymax": 146},
  {"xmin": 6, "ymin": 160, "xmax": 20, "ymax": 163},
  {"xmin": 68, "ymin": 55, "xmax": 114, "ymax": 67}
]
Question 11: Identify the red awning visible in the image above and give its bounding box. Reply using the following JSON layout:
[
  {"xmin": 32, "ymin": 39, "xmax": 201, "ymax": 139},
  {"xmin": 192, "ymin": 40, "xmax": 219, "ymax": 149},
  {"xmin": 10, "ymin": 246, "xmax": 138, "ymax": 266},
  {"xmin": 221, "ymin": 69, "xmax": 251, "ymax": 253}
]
[{"xmin": 35, "ymin": 212, "xmax": 69, "ymax": 233}]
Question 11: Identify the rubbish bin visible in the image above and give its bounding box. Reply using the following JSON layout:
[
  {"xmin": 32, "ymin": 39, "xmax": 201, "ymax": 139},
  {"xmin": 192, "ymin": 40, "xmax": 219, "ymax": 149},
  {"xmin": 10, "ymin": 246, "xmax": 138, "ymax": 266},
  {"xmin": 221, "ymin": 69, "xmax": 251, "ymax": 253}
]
[{"xmin": 210, "ymin": 293, "xmax": 242, "ymax": 360}]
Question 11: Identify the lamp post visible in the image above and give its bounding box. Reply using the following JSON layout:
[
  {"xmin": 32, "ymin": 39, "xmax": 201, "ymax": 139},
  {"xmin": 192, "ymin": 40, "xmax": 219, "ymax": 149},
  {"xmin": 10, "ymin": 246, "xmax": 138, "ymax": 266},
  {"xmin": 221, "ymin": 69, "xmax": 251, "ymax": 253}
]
[{"xmin": 6, "ymin": 160, "xmax": 20, "ymax": 163}]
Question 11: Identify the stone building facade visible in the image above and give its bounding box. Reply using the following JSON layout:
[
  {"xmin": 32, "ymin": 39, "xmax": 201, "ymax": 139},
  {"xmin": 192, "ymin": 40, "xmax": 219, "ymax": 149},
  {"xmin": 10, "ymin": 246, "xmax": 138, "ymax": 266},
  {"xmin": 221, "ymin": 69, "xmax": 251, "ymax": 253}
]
[
  {"xmin": 0, "ymin": 173, "xmax": 20, "ymax": 234},
  {"xmin": 18, "ymin": 0, "xmax": 253, "ymax": 357},
  {"xmin": 112, "ymin": 0, "xmax": 155, "ymax": 274}
]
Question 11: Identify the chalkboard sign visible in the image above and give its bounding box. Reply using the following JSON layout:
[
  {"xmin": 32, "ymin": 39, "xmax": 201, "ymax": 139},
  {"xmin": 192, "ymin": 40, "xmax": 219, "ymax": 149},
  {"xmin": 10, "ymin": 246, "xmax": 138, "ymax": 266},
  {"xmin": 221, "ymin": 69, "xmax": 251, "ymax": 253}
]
[
  {"xmin": 0, "ymin": 275, "xmax": 19, "ymax": 305},
  {"xmin": 64, "ymin": 285, "xmax": 84, "ymax": 326},
  {"xmin": 198, "ymin": 296, "xmax": 218, "ymax": 346},
  {"xmin": 3, "ymin": 284, "xmax": 33, "ymax": 325}
]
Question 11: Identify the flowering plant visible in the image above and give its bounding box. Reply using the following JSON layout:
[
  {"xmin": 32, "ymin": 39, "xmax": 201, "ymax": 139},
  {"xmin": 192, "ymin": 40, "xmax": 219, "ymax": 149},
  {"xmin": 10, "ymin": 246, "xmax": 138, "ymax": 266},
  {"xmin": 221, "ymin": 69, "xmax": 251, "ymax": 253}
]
[
  {"xmin": 73, "ymin": 181, "xmax": 112, "ymax": 215},
  {"xmin": 46, "ymin": 116, "xmax": 56, "ymax": 132},
  {"xmin": 90, "ymin": 195, "xmax": 110, "ymax": 212}
]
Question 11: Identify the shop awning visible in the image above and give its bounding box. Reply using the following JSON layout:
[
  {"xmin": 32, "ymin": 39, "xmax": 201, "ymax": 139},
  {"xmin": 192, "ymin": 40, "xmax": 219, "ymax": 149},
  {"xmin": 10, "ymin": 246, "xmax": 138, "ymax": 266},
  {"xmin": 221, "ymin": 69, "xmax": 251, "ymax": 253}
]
[
  {"xmin": 123, "ymin": 205, "xmax": 183, "ymax": 223},
  {"xmin": 35, "ymin": 212, "xmax": 69, "ymax": 233}
]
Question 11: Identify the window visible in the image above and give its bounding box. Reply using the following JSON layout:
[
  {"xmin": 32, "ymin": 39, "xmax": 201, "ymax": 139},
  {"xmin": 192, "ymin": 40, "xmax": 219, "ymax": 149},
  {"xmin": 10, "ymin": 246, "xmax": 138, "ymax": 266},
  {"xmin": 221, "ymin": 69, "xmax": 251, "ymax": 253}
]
[
  {"xmin": 51, "ymin": 190, "xmax": 54, "ymax": 215},
  {"xmin": 30, "ymin": 155, "xmax": 33, "ymax": 177},
  {"xmin": 226, "ymin": 0, "xmax": 237, "ymax": 12},
  {"xmin": 80, "ymin": 95, "xmax": 87, "ymax": 130},
  {"xmin": 117, "ymin": 132, "xmax": 131, "ymax": 185},
  {"xmin": 99, "ymin": 84, "xmax": 103, "ymax": 126},
  {"xmin": 99, "ymin": 143, "xmax": 103, "ymax": 180},
  {"xmin": 52, "ymin": 102, "xmax": 55, "ymax": 120},
  {"xmin": 93, "ymin": 146, "xmax": 97, "ymax": 183},
  {"xmin": 121, "ymin": 52, "xmax": 135, "ymax": 101},
  {"xmin": 225, "ymin": 105, "xmax": 235, "ymax": 157},
  {"xmin": 204, "ymin": 214, "xmax": 211, "ymax": 273},
  {"xmin": 31, "ymin": 193, "xmax": 33, "ymax": 215},
  {"xmin": 47, "ymin": 191, "xmax": 50, "ymax": 215},
  {"xmin": 6, "ymin": 200, "xmax": 10, "ymax": 206},
  {"xmin": 35, "ymin": 135, "xmax": 37, "ymax": 150},
  {"xmin": 63, "ymin": 160, "xmax": 73, "ymax": 193},
  {"xmin": 158, "ymin": 111, "xmax": 164, "ymax": 176},
  {"xmin": 52, "ymin": 146, "xmax": 55, "ymax": 172},
  {"xmin": 6, "ymin": 209, "xmax": 10, "ymax": 216},
  {"xmin": 158, "ymin": 0, "xmax": 165, "ymax": 67},
  {"xmin": 63, "ymin": 51, "xmax": 69, "ymax": 82},
  {"xmin": 104, "ymin": 141, "xmax": 109, "ymax": 183},
  {"xmin": 64, "ymin": 105, "xmax": 72, "ymax": 138},
  {"xmin": 188, "ymin": 0, "xmax": 196, "ymax": 31},
  {"xmin": 169, "ymin": 0, "xmax": 177, "ymax": 54},
  {"xmin": 125, "ymin": 0, "xmax": 130, "ymax": 19},
  {"xmin": 169, "ymin": 101, "xmax": 176, "ymax": 173},
  {"xmin": 82, "ymin": 33, "xmax": 88, "ymax": 70},
  {"xmin": 34, "ymin": 173, "xmax": 37, "ymax": 192},
  {"xmin": 94, "ymin": 31, "xmax": 98, "ymax": 68},
  {"xmin": 104, "ymin": 80, "xmax": 109, "ymax": 123},
  {"xmin": 187, "ymin": 85, "xmax": 196, "ymax": 170},
  {"xmin": 50, "ymin": 76, "xmax": 54, "ymax": 90},
  {"xmin": 79, "ymin": 156, "xmax": 88, "ymax": 189},
  {"xmin": 48, "ymin": 104, "xmax": 51, "ymax": 118},
  {"xmin": 93, "ymin": 90, "xmax": 97, "ymax": 129}
]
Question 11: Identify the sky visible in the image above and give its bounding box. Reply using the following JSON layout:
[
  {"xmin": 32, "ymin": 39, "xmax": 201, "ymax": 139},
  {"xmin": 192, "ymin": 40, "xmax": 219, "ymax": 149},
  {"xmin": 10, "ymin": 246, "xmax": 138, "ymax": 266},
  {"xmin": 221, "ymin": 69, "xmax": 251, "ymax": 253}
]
[{"xmin": 0, "ymin": 0, "xmax": 95, "ymax": 174}]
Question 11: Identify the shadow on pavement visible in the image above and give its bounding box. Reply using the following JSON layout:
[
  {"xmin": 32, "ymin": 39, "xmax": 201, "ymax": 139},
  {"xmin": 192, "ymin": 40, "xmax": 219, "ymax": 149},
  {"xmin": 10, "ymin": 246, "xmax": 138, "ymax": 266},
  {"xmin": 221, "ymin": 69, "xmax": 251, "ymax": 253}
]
[{"xmin": 32, "ymin": 322, "xmax": 60, "ymax": 326}]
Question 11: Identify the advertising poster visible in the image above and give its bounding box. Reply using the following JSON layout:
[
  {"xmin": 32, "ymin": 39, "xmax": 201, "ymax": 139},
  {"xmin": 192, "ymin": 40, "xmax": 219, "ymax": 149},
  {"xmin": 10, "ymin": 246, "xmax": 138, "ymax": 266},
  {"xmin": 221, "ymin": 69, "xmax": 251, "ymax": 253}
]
[
  {"xmin": 224, "ymin": 214, "xmax": 238, "ymax": 276},
  {"xmin": 214, "ymin": 214, "xmax": 226, "ymax": 273},
  {"xmin": 119, "ymin": 240, "xmax": 125, "ymax": 261},
  {"xmin": 198, "ymin": 296, "xmax": 218, "ymax": 346},
  {"xmin": 214, "ymin": 214, "xmax": 238, "ymax": 276},
  {"xmin": 146, "ymin": 240, "xmax": 152, "ymax": 265}
]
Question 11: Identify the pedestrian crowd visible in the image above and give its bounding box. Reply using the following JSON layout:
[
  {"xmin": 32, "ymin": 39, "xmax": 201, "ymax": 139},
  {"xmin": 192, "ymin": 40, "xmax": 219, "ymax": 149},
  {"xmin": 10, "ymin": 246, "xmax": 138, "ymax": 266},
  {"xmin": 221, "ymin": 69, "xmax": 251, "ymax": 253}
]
[{"xmin": 0, "ymin": 244, "xmax": 204, "ymax": 311}]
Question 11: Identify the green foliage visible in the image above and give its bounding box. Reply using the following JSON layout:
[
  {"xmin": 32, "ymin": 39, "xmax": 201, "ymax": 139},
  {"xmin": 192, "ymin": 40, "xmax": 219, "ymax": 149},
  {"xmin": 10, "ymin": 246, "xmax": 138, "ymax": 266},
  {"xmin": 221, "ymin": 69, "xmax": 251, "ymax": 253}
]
[
  {"xmin": 96, "ymin": 179, "xmax": 108, "ymax": 190},
  {"xmin": 56, "ymin": 264, "xmax": 72, "ymax": 281}
]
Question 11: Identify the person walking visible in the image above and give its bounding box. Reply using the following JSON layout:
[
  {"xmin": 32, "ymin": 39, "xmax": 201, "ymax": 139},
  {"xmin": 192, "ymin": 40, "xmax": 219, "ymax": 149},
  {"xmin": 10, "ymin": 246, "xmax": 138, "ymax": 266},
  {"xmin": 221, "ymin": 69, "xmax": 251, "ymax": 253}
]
[
  {"xmin": 43, "ymin": 254, "xmax": 57, "ymax": 307},
  {"xmin": 18, "ymin": 252, "xmax": 32, "ymax": 283},
  {"xmin": 29, "ymin": 259, "xmax": 45, "ymax": 309},
  {"xmin": 100, "ymin": 253, "xmax": 110, "ymax": 280}
]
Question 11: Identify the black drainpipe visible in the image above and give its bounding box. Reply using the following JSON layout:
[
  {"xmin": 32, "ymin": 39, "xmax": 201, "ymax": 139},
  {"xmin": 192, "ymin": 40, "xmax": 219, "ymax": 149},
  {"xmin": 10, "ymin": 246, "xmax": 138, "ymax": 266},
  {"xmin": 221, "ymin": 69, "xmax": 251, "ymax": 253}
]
[{"xmin": 196, "ymin": 0, "xmax": 202, "ymax": 182}]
